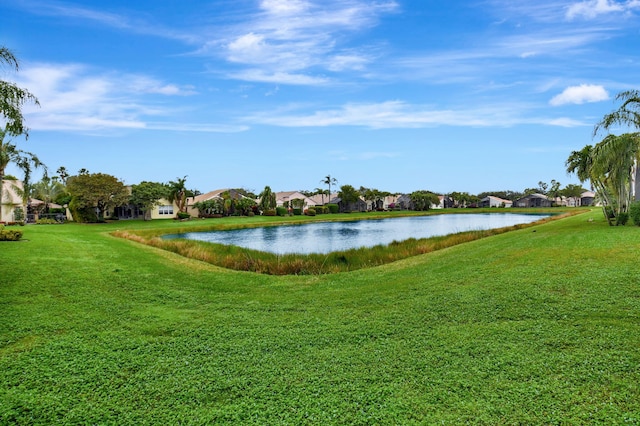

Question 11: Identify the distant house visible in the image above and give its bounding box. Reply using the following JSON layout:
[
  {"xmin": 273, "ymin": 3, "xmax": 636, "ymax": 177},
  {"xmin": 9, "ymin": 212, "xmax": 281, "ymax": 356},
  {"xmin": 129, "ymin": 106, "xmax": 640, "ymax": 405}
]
[
  {"xmin": 334, "ymin": 195, "xmax": 368, "ymax": 212},
  {"xmin": 188, "ymin": 188, "xmax": 251, "ymax": 217},
  {"xmin": 274, "ymin": 191, "xmax": 317, "ymax": 211},
  {"xmin": 580, "ymin": 191, "xmax": 596, "ymax": 206},
  {"xmin": 479, "ymin": 196, "xmax": 513, "ymax": 208},
  {"xmin": 1, "ymin": 179, "xmax": 68, "ymax": 222},
  {"xmin": 513, "ymin": 193, "xmax": 552, "ymax": 208},
  {"xmin": 1, "ymin": 179, "xmax": 24, "ymax": 223}
]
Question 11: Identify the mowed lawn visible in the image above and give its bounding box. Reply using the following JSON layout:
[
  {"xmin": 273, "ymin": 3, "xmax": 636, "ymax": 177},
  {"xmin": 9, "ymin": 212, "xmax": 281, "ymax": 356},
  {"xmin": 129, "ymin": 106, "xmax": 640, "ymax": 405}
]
[{"xmin": 1, "ymin": 210, "xmax": 639, "ymax": 424}]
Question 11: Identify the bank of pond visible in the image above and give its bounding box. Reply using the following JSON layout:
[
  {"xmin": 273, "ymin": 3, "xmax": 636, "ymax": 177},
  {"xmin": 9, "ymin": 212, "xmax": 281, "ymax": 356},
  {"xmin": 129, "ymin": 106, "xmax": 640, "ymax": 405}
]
[{"xmin": 115, "ymin": 210, "xmax": 578, "ymax": 275}]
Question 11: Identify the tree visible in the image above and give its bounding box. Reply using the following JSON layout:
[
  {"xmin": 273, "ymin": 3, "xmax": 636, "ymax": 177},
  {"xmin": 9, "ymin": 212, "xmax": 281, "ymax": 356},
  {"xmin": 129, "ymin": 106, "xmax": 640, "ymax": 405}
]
[
  {"xmin": 1, "ymin": 129, "xmax": 45, "ymax": 219},
  {"xmin": 567, "ymin": 134, "xmax": 640, "ymax": 225},
  {"xmin": 313, "ymin": 187, "xmax": 328, "ymax": 204},
  {"xmin": 259, "ymin": 185, "xmax": 276, "ymax": 212},
  {"xmin": 595, "ymin": 90, "xmax": 640, "ymax": 136},
  {"xmin": 547, "ymin": 180, "xmax": 561, "ymax": 206},
  {"xmin": 32, "ymin": 175, "xmax": 65, "ymax": 213},
  {"xmin": 410, "ymin": 190, "xmax": 440, "ymax": 211},
  {"xmin": 66, "ymin": 172, "xmax": 129, "ymax": 222},
  {"xmin": 167, "ymin": 176, "xmax": 189, "ymax": 214},
  {"xmin": 337, "ymin": 184, "xmax": 360, "ymax": 212},
  {"xmin": 562, "ymin": 184, "xmax": 586, "ymax": 206},
  {"xmin": 321, "ymin": 174, "xmax": 338, "ymax": 202},
  {"xmin": 130, "ymin": 181, "xmax": 168, "ymax": 220},
  {"xmin": 1, "ymin": 46, "xmax": 39, "ymax": 138},
  {"xmin": 56, "ymin": 166, "xmax": 69, "ymax": 185}
]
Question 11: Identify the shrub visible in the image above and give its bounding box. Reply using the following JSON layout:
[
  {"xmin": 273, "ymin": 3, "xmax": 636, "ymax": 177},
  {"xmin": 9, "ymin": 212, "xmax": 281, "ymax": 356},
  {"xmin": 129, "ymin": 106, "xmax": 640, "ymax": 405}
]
[
  {"xmin": 0, "ymin": 226, "xmax": 23, "ymax": 241},
  {"xmin": 263, "ymin": 209, "xmax": 276, "ymax": 216},
  {"xmin": 247, "ymin": 211, "xmax": 255, "ymax": 217},
  {"xmin": 630, "ymin": 201, "xmax": 640, "ymax": 226},
  {"xmin": 177, "ymin": 212, "xmax": 191, "ymax": 220},
  {"xmin": 276, "ymin": 207, "xmax": 288, "ymax": 216},
  {"xmin": 292, "ymin": 208, "xmax": 302, "ymax": 216},
  {"xmin": 327, "ymin": 203, "xmax": 339, "ymax": 214},
  {"xmin": 36, "ymin": 218, "xmax": 59, "ymax": 225},
  {"xmin": 616, "ymin": 212, "xmax": 629, "ymax": 226},
  {"xmin": 305, "ymin": 208, "xmax": 316, "ymax": 216}
]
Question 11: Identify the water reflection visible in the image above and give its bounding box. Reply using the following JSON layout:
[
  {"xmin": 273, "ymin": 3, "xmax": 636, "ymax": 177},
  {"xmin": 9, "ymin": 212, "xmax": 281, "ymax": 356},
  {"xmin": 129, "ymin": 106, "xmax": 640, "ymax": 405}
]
[{"xmin": 164, "ymin": 213, "xmax": 549, "ymax": 255}]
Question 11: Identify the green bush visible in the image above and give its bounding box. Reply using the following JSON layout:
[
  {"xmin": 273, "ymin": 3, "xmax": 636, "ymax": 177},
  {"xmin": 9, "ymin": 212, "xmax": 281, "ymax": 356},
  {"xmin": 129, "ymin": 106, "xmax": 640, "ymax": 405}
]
[
  {"xmin": 276, "ymin": 207, "xmax": 288, "ymax": 216},
  {"xmin": 263, "ymin": 209, "xmax": 276, "ymax": 216},
  {"xmin": 177, "ymin": 212, "xmax": 191, "ymax": 220},
  {"xmin": 247, "ymin": 211, "xmax": 255, "ymax": 217},
  {"xmin": 327, "ymin": 203, "xmax": 339, "ymax": 214},
  {"xmin": 616, "ymin": 212, "xmax": 629, "ymax": 226},
  {"xmin": 630, "ymin": 201, "xmax": 640, "ymax": 226},
  {"xmin": 0, "ymin": 226, "xmax": 23, "ymax": 241},
  {"xmin": 306, "ymin": 208, "xmax": 316, "ymax": 216},
  {"xmin": 36, "ymin": 218, "xmax": 59, "ymax": 225},
  {"xmin": 292, "ymin": 208, "xmax": 302, "ymax": 215}
]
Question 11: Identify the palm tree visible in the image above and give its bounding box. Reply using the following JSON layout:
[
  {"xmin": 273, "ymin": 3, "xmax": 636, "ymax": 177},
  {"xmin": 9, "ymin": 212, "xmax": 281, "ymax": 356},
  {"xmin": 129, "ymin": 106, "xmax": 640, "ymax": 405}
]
[
  {"xmin": 321, "ymin": 175, "xmax": 337, "ymax": 203},
  {"xmin": 1, "ymin": 129, "xmax": 45, "ymax": 221},
  {"xmin": 595, "ymin": 90, "xmax": 640, "ymax": 136},
  {"xmin": 1, "ymin": 46, "xmax": 39, "ymax": 138},
  {"xmin": 568, "ymin": 134, "xmax": 640, "ymax": 225},
  {"xmin": 313, "ymin": 187, "xmax": 329, "ymax": 205},
  {"xmin": 32, "ymin": 176, "xmax": 65, "ymax": 213},
  {"xmin": 591, "ymin": 133, "xmax": 640, "ymax": 223},
  {"xmin": 167, "ymin": 176, "xmax": 189, "ymax": 214}
]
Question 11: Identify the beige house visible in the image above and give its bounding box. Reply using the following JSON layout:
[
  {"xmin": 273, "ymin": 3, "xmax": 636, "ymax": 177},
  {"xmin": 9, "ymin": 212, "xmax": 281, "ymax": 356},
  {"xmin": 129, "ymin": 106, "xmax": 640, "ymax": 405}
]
[
  {"xmin": 275, "ymin": 191, "xmax": 317, "ymax": 210},
  {"xmin": 479, "ymin": 195, "xmax": 513, "ymax": 208},
  {"xmin": 1, "ymin": 179, "xmax": 24, "ymax": 223}
]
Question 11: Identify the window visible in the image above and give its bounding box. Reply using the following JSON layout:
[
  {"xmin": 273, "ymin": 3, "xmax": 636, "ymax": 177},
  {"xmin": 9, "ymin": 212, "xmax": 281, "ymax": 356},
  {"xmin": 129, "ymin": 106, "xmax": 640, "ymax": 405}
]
[{"xmin": 158, "ymin": 205, "xmax": 174, "ymax": 215}]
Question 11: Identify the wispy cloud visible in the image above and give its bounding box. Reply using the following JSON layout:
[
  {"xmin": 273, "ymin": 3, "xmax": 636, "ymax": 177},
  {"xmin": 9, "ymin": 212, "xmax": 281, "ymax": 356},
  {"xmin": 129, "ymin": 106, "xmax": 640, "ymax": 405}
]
[
  {"xmin": 199, "ymin": 0, "xmax": 399, "ymax": 85},
  {"xmin": 549, "ymin": 84, "xmax": 610, "ymax": 105},
  {"xmin": 247, "ymin": 100, "xmax": 587, "ymax": 129},
  {"xmin": 14, "ymin": 0, "xmax": 197, "ymax": 43},
  {"xmin": 18, "ymin": 63, "xmax": 244, "ymax": 133}
]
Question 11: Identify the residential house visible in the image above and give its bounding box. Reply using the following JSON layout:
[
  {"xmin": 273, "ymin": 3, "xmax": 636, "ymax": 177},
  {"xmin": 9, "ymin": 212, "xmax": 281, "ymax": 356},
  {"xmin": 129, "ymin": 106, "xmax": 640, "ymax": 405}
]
[
  {"xmin": 479, "ymin": 195, "xmax": 513, "ymax": 208},
  {"xmin": 188, "ymin": 188, "xmax": 252, "ymax": 217},
  {"xmin": 580, "ymin": 191, "xmax": 596, "ymax": 206},
  {"xmin": 513, "ymin": 193, "xmax": 552, "ymax": 208},
  {"xmin": 307, "ymin": 193, "xmax": 339, "ymax": 207},
  {"xmin": 275, "ymin": 191, "xmax": 317, "ymax": 211},
  {"xmin": 1, "ymin": 179, "xmax": 23, "ymax": 223},
  {"xmin": 1, "ymin": 179, "xmax": 67, "ymax": 222}
]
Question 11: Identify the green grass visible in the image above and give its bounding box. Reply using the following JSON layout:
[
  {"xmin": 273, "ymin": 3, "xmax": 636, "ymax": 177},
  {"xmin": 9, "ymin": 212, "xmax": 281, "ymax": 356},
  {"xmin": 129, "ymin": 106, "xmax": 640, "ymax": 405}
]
[{"xmin": 1, "ymin": 209, "xmax": 640, "ymax": 424}]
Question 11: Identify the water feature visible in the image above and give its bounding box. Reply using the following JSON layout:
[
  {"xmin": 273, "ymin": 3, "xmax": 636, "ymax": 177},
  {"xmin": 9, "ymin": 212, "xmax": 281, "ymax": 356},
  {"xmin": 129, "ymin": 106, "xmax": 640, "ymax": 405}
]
[{"xmin": 163, "ymin": 213, "xmax": 550, "ymax": 255}]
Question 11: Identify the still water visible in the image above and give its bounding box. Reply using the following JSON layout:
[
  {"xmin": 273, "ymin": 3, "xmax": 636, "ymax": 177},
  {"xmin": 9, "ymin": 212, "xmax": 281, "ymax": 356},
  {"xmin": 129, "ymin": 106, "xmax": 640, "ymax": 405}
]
[{"xmin": 164, "ymin": 213, "xmax": 549, "ymax": 255}]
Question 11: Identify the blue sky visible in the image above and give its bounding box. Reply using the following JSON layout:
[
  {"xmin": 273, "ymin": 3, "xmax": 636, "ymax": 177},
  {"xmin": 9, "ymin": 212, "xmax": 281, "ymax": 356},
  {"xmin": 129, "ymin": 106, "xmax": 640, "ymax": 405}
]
[{"xmin": 2, "ymin": 0, "xmax": 639, "ymax": 194}]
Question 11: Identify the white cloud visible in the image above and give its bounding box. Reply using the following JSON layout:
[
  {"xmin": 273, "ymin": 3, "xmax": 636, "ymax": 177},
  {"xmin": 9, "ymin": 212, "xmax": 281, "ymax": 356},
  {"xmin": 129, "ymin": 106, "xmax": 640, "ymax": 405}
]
[
  {"xmin": 248, "ymin": 100, "xmax": 590, "ymax": 129},
  {"xmin": 18, "ymin": 63, "xmax": 238, "ymax": 133},
  {"xmin": 212, "ymin": 0, "xmax": 398, "ymax": 84},
  {"xmin": 566, "ymin": 0, "xmax": 625, "ymax": 20},
  {"xmin": 549, "ymin": 84, "xmax": 609, "ymax": 105},
  {"xmin": 228, "ymin": 69, "xmax": 329, "ymax": 85}
]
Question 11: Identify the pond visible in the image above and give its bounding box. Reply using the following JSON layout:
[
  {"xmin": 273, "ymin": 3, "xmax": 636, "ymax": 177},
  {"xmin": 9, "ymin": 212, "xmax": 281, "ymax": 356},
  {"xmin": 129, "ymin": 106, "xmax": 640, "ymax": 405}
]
[{"xmin": 164, "ymin": 213, "xmax": 550, "ymax": 255}]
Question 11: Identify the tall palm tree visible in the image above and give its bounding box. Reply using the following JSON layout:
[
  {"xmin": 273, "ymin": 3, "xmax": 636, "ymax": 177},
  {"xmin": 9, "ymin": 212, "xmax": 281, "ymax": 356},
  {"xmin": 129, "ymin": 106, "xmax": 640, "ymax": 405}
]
[
  {"xmin": 591, "ymin": 133, "xmax": 640, "ymax": 221},
  {"xmin": 321, "ymin": 175, "xmax": 337, "ymax": 204},
  {"xmin": 1, "ymin": 129, "xmax": 45, "ymax": 221},
  {"xmin": 32, "ymin": 176, "xmax": 65, "ymax": 213},
  {"xmin": 1, "ymin": 46, "xmax": 39, "ymax": 138},
  {"xmin": 167, "ymin": 176, "xmax": 189, "ymax": 214},
  {"xmin": 595, "ymin": 90, "xmax": 640, "ymax": 136}
]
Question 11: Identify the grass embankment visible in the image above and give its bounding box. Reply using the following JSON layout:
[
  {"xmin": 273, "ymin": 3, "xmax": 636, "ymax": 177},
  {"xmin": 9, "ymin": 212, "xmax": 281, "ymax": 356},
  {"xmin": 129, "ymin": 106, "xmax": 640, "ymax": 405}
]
[
  {"xmin": 114, "ymin": 209, "xmax": 581, "ymax": 274},
  {"xmin": 1, "ymin": 209, "xmax": 640, "ymax": 424}
]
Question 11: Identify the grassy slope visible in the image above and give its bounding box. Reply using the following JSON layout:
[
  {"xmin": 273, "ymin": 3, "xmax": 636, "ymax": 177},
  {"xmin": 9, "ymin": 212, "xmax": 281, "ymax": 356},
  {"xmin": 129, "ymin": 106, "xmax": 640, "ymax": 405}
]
[{"xmin": 1, "ymin": 210, "xmax": 639, "ymax": 424}]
